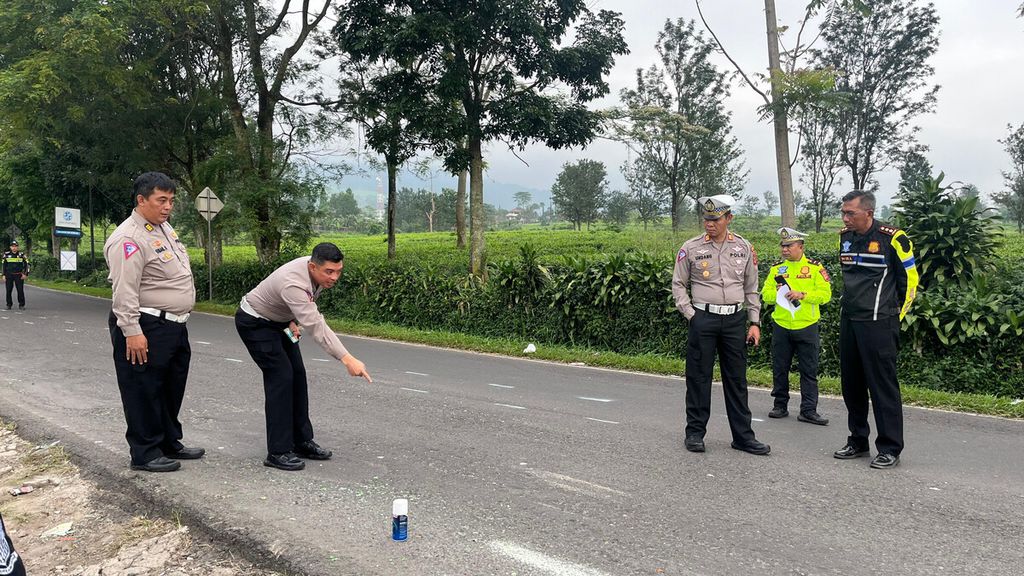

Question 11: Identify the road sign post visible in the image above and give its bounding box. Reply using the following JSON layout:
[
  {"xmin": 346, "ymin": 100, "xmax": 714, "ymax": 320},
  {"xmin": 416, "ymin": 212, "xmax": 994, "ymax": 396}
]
[{"xmin": 196, "ymin": 187, "xmax": 224, "ymax": 301}]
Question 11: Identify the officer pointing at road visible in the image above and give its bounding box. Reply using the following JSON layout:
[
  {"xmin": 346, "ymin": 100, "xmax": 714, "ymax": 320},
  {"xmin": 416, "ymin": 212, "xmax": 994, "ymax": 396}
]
[
  {"xmin": 2, "ymin": 240, "xmax": 30, "ymax": 311},
  {"xmin": 761, "ymin": 227, "xmax": 832, "ymax": 425},
  {"xmin": 235, "ymin": 242, "xmax": 372, "ymax": 471},
  {"xmin": 103, "ymin": 172, "xmax": 204, "ymax": 473},
  {"xmin": 672, "ymin": 194, "xmax": 770, "ymax": 456}
]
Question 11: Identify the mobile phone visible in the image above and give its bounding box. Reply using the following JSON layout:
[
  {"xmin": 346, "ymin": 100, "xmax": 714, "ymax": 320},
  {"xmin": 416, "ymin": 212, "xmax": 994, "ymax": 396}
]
[{"xmin": 284, "ymin": 327, "xmax": 300, "ymax": 343}]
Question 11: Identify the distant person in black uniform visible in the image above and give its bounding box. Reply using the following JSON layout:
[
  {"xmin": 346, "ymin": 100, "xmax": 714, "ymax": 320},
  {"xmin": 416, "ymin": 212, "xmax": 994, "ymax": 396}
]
[
  {"xmin": 1, "ymin": 510, "xmax": 27, "ymax": 576},
  {"xmin": 2, "ymin": 240, "xmax": 29, "ymax": 311},
  {"xmin": 834, "ymin": 190, "xmax": 919, "ymax": 470}
]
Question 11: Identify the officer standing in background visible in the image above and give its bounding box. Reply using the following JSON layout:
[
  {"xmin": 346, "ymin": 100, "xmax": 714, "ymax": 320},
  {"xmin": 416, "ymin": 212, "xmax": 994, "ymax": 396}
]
[
  {"xmin": 834, "ymin": 190, "xmax": 919, "ymax": 469},
  {"xmin": 235, "ymin": 242, "xmax": 373, "ymax": 472},
  {"xmin": 672, "ymin": 195, "xmax": 770, "ymax": 456},
  {"xmin": 104, "ymin": 172, "xmax": 204, "ymax": 473},
  {"xmin": 761, "ymin": 227, "xmax": 831, "ymax": 425},
  {"xmin": 2, "ymin": 240, "xmax": 30, "ymax": 310}
]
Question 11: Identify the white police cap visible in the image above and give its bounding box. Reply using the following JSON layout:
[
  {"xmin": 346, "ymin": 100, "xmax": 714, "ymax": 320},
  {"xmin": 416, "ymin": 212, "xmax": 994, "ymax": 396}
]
[
  {"xmin": 777, "ymin": 226, "xmax": 808, "ymax": 245},
  {"xmin": 697, "ymin": 194, "xmax": 735, "ymax": 220}
]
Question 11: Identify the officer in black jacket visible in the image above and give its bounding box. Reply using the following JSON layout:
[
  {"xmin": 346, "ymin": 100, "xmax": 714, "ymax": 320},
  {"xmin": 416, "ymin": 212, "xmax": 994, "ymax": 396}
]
[
  {"xmin": 2, "ymin": 240, "xmax": 30, "ymax": 310},
  {"xmin": 834, "ymin": 190, "xmax": 919, "ymax": 470},
  {"xmin": 1, "ymin": 510, "xmax": 28, "ymax": 576}
]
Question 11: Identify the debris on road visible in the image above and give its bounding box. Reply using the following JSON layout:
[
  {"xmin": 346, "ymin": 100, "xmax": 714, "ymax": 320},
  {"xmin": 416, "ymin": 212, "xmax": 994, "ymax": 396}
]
[{"xmin": 523, "ymin": 343, "xmax": 536, "ymax": 354}]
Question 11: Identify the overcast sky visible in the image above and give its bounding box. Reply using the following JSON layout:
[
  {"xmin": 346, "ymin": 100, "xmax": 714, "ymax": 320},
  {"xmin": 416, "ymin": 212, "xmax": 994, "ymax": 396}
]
[{"xmin": 447, "ymin": 0, "xmax": 1024, "ymax": 208}]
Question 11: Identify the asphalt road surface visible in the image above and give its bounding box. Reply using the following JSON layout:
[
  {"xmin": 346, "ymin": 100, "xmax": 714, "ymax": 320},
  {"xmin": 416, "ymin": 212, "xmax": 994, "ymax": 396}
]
[{"xmin": 2, "ymin": 286, "xmax": 1022, "ymax": 575}]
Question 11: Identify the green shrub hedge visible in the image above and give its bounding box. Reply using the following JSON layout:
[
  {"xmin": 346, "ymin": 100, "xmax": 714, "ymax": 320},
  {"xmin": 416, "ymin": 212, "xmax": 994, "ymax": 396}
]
[{"xmin": 29, "ymin": 244, "xmax": 1024, "ymax": 399}]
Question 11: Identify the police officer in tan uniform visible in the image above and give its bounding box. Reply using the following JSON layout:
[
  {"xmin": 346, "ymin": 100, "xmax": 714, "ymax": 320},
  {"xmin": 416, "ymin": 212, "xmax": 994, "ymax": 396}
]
[
  {"xmin": 104, "ymin": 172, "xmax": 203, "ymax": 473},
  {"xmin": 235, "ymin": 242, "xmax": 372, "ymax": 471},
  {"xmin": 672, "ymin": 195, "xmax": 770, "ymax": 455}
]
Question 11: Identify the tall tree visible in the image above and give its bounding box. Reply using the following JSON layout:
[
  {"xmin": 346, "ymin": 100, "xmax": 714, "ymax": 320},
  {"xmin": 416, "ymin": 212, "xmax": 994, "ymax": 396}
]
[
  {"xmin": 513, "ymin": 191, "xmax": 533, "ymax": 211},
  {"xmin": 817, "ymin": 0, "xmax": 940, "ymax": 190},
  {"xmin": 621, "ymin": 158, "xmax": 666, "ymax": 230},
  {"xmin": 551, "ymin": 160, "xmax": 608, "ymax": 231},
  {"xmin": 208, "ymin": 0, "xmax": 338, "ymax": 263},
  {"xmin": 695, "ymin": 0, "xmax": 865, "ymax": 227},
  {"xmin": 995, "ymin": 123, "xmax": 1024, "ymax": 232},
  {"xmin": 337, "ymin": 0, "xmax": 628, "ymax": 276},
  {"xmin": 796, "ymin": 103, "xmax": 844, "ymax": 232},
  {"xmin": 898, "ymin": 147, "xmax": 934, "ymax": 194},
  {"xmin": 616, "ymin": 19, "xmax": 746, "ymax": 232}
]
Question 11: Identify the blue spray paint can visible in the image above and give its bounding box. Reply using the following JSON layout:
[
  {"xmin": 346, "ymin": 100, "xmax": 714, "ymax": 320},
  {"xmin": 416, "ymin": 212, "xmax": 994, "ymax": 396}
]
[{"xmin": 392, "ymin": 498, "xmax": 408, "ymax": 541}]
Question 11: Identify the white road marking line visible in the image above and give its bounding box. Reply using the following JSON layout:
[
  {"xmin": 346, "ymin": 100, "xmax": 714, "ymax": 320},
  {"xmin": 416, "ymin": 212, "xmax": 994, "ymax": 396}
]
[
  {"xmin": 527, "ymin": 470, "xmax": 629, "ymax": 498},
  {"xmin": 494, "ymin": 403, "xmax": 526, "ymax": 410},
  {"xmin": 752, "ymin": 417, "xmax": 765, "ymax": 422},
  {"xmin": 224, "ymin": 358, "xmax": 244, "ymax": 363},
  {"xmin": 195, "ymin": 341, "xmax": 211, "ymax": 345},
  {"xmin": 577, "ymin": 396, "xmax": 613, "ymax": 403},
  {"xmin": 586, "ymin": 417, "xmax": 619, "ymax": 425},
  {"xmin": 23, "ymin": 321, "xmax": 34, "ymax": 325},
  {"xmin": 65, "ymin": 329, "xmax": 76, "ymax": 332},
  {"xmin": 489, "ymin": 541, "xmax": 614, "ymax": 576},
  {"xmin": 400, "ymin": 387, "xmax": 429, "ymax": 394},
  {"xmin": 311, "ymin": 358, "xmax": 330, "ymax": 362},
  {"xmin": 488, "ymin": 383, "xmax": 515, "ymax": 389},
  {"xmin": 404, "ymin": 371, "xmax": 429, "ymax": 376}
]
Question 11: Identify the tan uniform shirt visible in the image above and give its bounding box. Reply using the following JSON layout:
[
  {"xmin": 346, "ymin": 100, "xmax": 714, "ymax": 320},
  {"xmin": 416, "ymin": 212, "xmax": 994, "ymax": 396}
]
[
  {"xmin": 244, "ymin": 256, "xmax": 350, "ymax": 361},
  {"xmin": 104, "ymin": 210, "xmax": 196, "ymax": 337},
  {"xmin": 672, "ymin": 231, "xmax": 761, "ymax": 323}
]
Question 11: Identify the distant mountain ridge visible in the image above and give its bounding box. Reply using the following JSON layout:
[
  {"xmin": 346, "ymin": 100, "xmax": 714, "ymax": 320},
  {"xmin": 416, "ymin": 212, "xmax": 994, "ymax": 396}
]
[{"xmin": 331, "ymin": 173, "xmax": 552, "ymax": 210}]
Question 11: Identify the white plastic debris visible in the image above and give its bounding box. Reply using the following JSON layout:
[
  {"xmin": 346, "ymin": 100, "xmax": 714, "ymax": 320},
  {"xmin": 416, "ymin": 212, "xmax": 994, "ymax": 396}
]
[
  {"xmin": 41, "ymin": 522, "xmax": 74, "ymax": 538},
  {"xmin": 1011, "ymin": 399, "xmax": 1023, "ymax": 406},
  {"xmin": 523, "ymin": 343, "xmax": 536, "ymax": 354}
]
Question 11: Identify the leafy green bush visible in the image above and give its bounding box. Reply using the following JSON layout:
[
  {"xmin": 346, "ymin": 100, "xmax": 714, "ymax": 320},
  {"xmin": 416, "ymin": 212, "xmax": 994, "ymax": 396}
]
[{"xmin": 894, "ymin": 173, "xmax": 1000, "ymax": 290}]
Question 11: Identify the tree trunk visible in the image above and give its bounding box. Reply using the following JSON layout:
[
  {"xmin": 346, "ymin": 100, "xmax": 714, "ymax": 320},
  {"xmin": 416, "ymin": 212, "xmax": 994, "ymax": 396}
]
[
  {"xmin": 456, "ymin": 169, "xmax": 467, "ymax": 248},
  {"xmin": 468, "ymin": 137, "xmax": 486, "ymax": 277},
  {"xmin": 765, "ymin": 0, "xmax": 796, "ymax": 228},
  {"xmin": 387, "ymin": 161, "xmax": 398, "ymax": 259}
]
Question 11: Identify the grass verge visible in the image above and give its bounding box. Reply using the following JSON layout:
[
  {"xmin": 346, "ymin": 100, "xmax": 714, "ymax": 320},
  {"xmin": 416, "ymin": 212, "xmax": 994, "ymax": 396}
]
[{"xmin": 29, "ymin": 278, "xmax": 1024, "ymax": 419}]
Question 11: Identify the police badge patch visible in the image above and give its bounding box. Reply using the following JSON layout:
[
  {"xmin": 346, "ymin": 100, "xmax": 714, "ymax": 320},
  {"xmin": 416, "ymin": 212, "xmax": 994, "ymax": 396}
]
[{"xmin": 123, "ymin": 241, "xmax": 140, "ymax": 259}]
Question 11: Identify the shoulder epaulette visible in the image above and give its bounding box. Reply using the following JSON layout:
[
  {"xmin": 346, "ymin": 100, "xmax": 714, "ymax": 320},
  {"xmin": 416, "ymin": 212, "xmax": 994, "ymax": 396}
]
[
  {"xmin": 838, "ymin": 227, "xmax": 849, "ymax": 234},
  {"xmin": 771, "ymin": 260, "xmax": 785, "ymax": 268},
  {"xmin": 878, "ymin": 224, "xmax": 900, "ymax": 236},
  {"xmin": 806, "ymin": 257, "xmax": 821, "ymax": 266}
]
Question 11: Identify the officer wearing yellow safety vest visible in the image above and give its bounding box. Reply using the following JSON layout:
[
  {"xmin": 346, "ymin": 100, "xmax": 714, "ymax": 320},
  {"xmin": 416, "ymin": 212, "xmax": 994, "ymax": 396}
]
[
  {"xmin": 761, "ymin": 227, "xmax": 831, "ymax": 426},
  {"xmin": 2, "ymin": 240, "xmax": 30, "ymax": 310}
]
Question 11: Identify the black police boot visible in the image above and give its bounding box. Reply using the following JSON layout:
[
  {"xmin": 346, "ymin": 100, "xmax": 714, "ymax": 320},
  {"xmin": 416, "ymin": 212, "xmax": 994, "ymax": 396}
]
[
  {"xmin": 731, "ymin": 439, "xmax": 771, "ymax": 455},
  {"xmin": 166, "ymin": 446, "xmax": 206, "ymax": 460},
  {"xmin": 797, "ymin": 411, "xmax": 829, "ymax": 426},
  {"xmin": 768, "ymin": 406, "xmax": 789, "ymax": 419},
  {"xmin": 130, "ymin": 456, "xmax": 181, "ymax": 473},
  {"xmin": 264, "ymin": 452, "xmax": 305, "ymax": 471},
  {"xmin": 833, "ymin": 444, "xmax": 870, "ymax": 459},
  {"xmin": 684, "ymin": 435, "xmax": 705, "ymax": 453},
  {"xmin": 294, "ymin": 440, "xmax": 332, "ymax": 460}
]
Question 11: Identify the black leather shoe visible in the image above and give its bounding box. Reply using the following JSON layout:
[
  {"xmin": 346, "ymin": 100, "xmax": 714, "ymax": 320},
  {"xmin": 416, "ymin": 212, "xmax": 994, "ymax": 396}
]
[
  {"xmin": 768, "ymin": 406, "xmax": 789, "ymax": 418},
  {"xmin": 731, "ymin": 440, "xmax": 771, "ymax": 455},
  {"xmin": 797, "ymin": 412, "xmax": 829, "ymax": 426},
  {"xmin": 684, "ymin": 435, "xmax": 705, "ymax": 453},
  {"xmin": 870, "ymin": 453, "xmax": 900, "ymax": 469},
  {"xmin": 130, "ymin": 456, "xmax": 181, "ymax": 472},
  {"xmin": 833, "ymin": 444, "xmax": 870, "ymax": 459},
  {"xmin": 294, "ymin": 440, "xmax": 332, "ymax": 460},
  {"xmin": 167, "ymin": 446, "xmax": 205, "ymax": 460},
  {"xmin": 264, "ymin": 452, "xmax": 305, "ymax": 471}
]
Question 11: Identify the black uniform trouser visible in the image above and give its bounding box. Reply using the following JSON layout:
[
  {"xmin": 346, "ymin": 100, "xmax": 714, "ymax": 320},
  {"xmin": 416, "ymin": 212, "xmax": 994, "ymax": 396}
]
[
  {"xmin": 840, "ymin": 316, "xmax": 903, "ymax": 456},
  {"xmin": 108, "ymin": 312, "xmax": 190, "ymax": 465},
  {"xmin": 685, "ymin": 309, "xmax": 756, "ymax": 443},
  {"xmin": 771, "ymin": 323, "xmax": 820, "ymax": 414},
  {"xmin": 4, "ymin": 274, "xmax": 25, "ymax": 307},
  {"xmin": 234, "ymin": 309, "xmax": 314, "ymax": 455}
]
